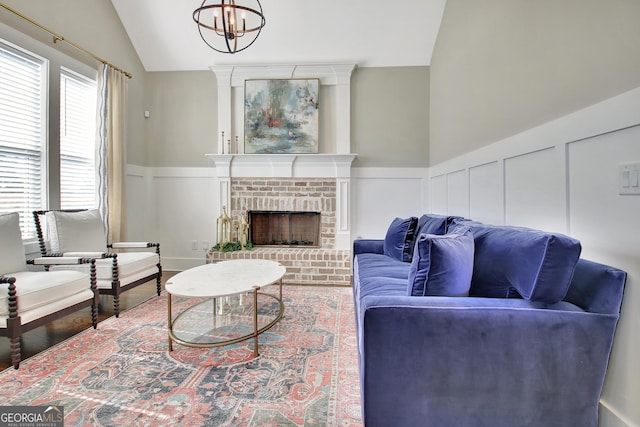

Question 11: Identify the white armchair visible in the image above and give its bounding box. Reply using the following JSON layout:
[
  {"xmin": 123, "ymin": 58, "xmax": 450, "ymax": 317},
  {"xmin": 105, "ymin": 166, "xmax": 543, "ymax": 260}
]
[
  {"xmin": 1, "ymin": 212, "xmax": 99, "ymax": 369},
  {"xmin": 33, "ymin": 209, "xmax": 162, "ymax": 317}
]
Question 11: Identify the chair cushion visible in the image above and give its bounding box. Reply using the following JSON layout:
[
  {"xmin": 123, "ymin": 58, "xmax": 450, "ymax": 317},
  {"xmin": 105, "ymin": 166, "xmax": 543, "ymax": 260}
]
[
  {"xmin": 451, "ymin": 220, "xmax": 582, "ymax": 303},
  {"xmin": 94, "ymin": 252, "xmax": 159, "ymax": 279},
  {"xmin": 0, "ymin": 212, "xmax": 26, "ymax": 275},
  {"xmin": 407, "ymin": 229, "xmax": 475, "ymax": 297},
  {"xmin": 51, "ymin": 252, "xmax": 159, "ymax": 288},
  {"xmin": 0, "ymin": 270, "xmax": 89, "ymax": 316},
  {"xmin": 383, "ymin": 217, "xmax": 419, "ymax": 262},
  {"xmin": 46, "ymin": 209, "xmax": 106, "ymax": 253}
]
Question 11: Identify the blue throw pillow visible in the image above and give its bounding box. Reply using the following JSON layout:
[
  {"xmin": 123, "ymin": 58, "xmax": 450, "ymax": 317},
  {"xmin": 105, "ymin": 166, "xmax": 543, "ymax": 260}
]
[
  {"xmin": 451, "ymin": 221, "xmax": 582, "ymax": 303},
  {"xmin": 383, "ymin": 217, "xmax": 419, "ymax": 262},
  {"xmin": 418, "ymin": 214, "xmax": 466, "ymax": 236},
  {"xmin": 407, "ymin": 229, "xmax": 475, "ymax": 297},
  {"xmin": 417, "ymin": 214, "xmax": 447, "ymax": 236}
]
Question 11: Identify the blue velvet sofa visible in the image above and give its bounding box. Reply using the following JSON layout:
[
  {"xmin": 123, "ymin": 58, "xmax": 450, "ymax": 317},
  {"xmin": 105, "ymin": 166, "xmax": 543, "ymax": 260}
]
[{"xmin": 352, "ymin": 214, "xmax": 627, "ymax": 427}]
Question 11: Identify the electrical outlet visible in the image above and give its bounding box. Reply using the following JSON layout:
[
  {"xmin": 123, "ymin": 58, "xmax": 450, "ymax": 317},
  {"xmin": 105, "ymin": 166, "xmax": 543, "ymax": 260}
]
[
  {"xmin": 191, "ymin": 240, "xmax": 198, "ymax": 250},
  {"xmin": 201, "ymin": 240, "xmax": 209, "ymax": 250}
]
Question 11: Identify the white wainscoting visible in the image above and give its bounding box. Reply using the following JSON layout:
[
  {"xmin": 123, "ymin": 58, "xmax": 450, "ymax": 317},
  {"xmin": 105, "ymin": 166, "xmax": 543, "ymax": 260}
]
[
  {"xmin": 468, "ymin": 161, "xmax": 502, "ymax": 225},
  {"xmin": 351, "ymin": 167, "xmax": 429, "ymax": 240},
  {"xmin": 126, "ymin": 167, "xmax": 217, "ymax": 271},
  {"xmin": 428, "ymin": 86, "xmax": 640, "ymax": 427},
  {"xmin": 126, "ymin": 165, "xmax": 430, "ymax": 270},
  {"xmin": 127, "ymin": 165, "xmax": 428, "ymax": 271}
]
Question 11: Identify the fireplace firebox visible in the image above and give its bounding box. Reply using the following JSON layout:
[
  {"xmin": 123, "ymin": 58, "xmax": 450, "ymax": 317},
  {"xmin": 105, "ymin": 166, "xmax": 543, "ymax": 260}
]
[{"xmin": 249, "ymin": 211, "xmax": 321, "ymax": 247}]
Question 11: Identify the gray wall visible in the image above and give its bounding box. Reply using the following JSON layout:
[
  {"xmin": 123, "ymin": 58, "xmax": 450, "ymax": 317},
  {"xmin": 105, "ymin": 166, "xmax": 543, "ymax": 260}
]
[
  {"xmin": 144, "ymin": 72, "xmax": 217, "ymax": 167},
  {"xmin": 352, "ymin": 67, "xmax": 429, "ymax": 167},
  {"xmin": 429, "ymin": 0, "xmax": 640, "ymax": 165},
  {"xmin": 142, "ymin": 66, "xmax": 429, "ymax": 168}
]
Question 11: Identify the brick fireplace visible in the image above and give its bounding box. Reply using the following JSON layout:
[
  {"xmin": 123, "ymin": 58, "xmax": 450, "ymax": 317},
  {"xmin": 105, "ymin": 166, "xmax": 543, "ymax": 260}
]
[
  {"xmin": 205, "ymin": 155, "xmax": 356, "ymax": 285},
  {"xmin": 231, "ymin": 178, "xmax": 336, "ymax": 248}
]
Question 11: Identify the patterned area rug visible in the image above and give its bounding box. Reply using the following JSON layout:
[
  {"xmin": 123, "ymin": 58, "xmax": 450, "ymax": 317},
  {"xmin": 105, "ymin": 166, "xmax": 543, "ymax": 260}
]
[{"xmin": 0, "ymin": 286, "xmax": 362, "ymax": 426}]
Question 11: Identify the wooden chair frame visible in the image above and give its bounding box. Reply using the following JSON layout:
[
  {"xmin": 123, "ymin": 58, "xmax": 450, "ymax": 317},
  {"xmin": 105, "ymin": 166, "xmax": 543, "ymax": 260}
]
[
  {"xmin": 1, "ymin": 257, "xmax": 99, "ymax": 369},
  {"xmin": 33, "ymin": 210, "xmax": 162, "ymax": 317}
]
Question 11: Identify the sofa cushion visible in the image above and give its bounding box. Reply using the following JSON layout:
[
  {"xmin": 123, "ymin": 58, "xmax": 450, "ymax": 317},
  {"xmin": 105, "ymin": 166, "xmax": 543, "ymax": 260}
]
[
  {"xmin": 451, "ymin": 220, "xmax": 582, "ymax": 303},
  {"xmin": 416, "ymin": 214, "xmax": 448, "ymax": 236},
  {"xmin": 46, "ymin": 209, "xmax": 106, "ymax": 253},
  {"xmin": 359, "ymin": 276, "xmax": 408, "ymax": 300},
  {"xmin": 407, "ymin": 229, "xmax": 475, "ymax": 297},
  {"xmin": 383, "ymin": 217, "xmax": 418, "ymax": 262},
  {"xmin": 355, "ymin": 253, "xmax": 412, "ymax": 281},
  {"xmin": 0, "ymin": 212, "xmax": 26, "ymax": 275}
]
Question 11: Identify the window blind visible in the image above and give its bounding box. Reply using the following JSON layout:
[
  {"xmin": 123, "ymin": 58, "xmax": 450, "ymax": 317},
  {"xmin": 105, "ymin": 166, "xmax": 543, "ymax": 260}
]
[
  {"xmin": 0, "ymin": 41, "xmax": 45, "ymax": 238},
  {"xmin": 59, "ymin": 68, "xmax": 97, "ymax": 210}
]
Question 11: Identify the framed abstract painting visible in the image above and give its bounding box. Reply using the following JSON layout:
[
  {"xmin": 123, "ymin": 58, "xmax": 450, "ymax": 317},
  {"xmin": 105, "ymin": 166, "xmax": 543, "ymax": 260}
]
[{"xmin": 244, "ymin": 79, "xmax": 319, "ymax": 154}]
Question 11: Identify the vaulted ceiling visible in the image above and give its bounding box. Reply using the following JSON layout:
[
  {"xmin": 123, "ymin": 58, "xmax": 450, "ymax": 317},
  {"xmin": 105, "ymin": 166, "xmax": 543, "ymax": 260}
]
[{"xmin": 110, "ymin": 0, "xmax": 446, "ymax": 72}]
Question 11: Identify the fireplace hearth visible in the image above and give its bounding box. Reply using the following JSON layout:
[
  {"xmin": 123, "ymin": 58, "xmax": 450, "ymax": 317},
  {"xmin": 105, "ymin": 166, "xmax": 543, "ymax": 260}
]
[{"xmin": 250, "ymin": 210, "xmax": 320, "ymax": 247}]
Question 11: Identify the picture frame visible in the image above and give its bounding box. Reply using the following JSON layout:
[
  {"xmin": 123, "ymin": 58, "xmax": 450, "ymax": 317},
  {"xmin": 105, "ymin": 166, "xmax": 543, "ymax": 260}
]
[{"xmin": 244, "ymin": 79, "xmax": 319, "ymax": 154}]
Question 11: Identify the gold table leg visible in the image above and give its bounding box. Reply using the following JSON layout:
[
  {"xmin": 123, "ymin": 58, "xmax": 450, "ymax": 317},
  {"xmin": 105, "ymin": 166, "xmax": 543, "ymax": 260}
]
[
  {"xmin": 167, "ymin": 293, "xmax": 173, "ymax": 352},
  {"xmin": 253, "ymin": 286, "xmax": 260, "ymax": 357}
]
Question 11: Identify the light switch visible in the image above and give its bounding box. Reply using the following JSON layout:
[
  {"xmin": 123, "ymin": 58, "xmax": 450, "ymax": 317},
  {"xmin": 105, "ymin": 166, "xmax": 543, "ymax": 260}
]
[{"xmin": 620, "ymin": 162, "xmax": 640, "ymax": 195}]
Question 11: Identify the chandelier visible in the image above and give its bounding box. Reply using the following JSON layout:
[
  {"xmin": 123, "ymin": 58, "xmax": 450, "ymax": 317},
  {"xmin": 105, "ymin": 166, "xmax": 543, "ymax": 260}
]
[{"xmin": 193, "ymin": 0, "xmax": 266, "ymax": 54}]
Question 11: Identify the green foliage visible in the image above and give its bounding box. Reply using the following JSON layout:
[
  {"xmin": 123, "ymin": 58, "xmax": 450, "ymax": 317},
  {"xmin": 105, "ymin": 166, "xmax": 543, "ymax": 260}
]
[{"xmin": 211, "ymin": 241, "xmax": 253, "ymax": 252}]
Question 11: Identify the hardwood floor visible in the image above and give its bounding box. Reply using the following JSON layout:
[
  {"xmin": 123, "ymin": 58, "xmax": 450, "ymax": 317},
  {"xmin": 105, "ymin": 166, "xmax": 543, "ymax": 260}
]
[{"xmin": 0, "ymin": 271, "xmax": 177, "ymax": 371}]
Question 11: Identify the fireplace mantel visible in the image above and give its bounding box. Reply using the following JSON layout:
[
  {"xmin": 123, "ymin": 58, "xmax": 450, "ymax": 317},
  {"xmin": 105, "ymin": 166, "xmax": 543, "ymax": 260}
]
[{"xmin": 205, "ymin": 153, "xmax": 357, "ymax": 178}]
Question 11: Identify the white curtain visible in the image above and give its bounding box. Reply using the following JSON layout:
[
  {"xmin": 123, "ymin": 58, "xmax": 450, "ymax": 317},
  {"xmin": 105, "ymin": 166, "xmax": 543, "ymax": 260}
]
[{"xmin": 97, "ymin": 64, "xmax": 128, "ymax": 244}]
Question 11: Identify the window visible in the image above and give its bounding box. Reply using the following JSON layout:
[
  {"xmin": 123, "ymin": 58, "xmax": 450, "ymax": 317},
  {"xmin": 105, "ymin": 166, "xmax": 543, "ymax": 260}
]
[
  {"xmin": 60, "ymin": 68, "xmax": 97, "ymax": 209},
  {"xmin": 0, "ymin": 40, "xmax": 46, "ymax": 239},
  {"xmin": 0, "ymin": 34, "xmax": 98, "ymax": 239}
]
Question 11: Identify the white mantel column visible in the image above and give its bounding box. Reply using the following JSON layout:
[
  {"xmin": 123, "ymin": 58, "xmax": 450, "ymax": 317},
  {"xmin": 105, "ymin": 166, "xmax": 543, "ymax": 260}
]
[
  {"xmin": 210, "ymin": 156, "xmax": 232, "ymax": 243},
  {"xmin": 333, "ymin": 64, "xmax": 355, "ymax": 154},
  {"xmin": 213, "ymin": 66, "xmax": 234, "ymax": 154},
  {"xmin": 335, "ymin": 156, "xmax": 355, "ymax": 249}
]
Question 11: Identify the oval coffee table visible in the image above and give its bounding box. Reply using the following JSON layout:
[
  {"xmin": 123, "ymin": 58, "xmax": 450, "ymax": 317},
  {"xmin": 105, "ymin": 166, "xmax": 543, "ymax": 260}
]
[{"xmin": 165, "ymin": 259, "xmax": 286, "ymax": 358}]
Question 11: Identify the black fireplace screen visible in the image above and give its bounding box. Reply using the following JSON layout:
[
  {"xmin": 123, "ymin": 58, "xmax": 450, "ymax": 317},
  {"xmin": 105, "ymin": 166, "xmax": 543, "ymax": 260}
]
[{"xmin": 249, "ymin": 211, "xmax": 321, "ymax": 246}]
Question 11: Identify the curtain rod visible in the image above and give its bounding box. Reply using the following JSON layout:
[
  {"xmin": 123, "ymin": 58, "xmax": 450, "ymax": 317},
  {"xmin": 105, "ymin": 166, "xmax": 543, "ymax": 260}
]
[{"xmin": 0, "ymin": 2, "xmax": 132, "ymax": 79}]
